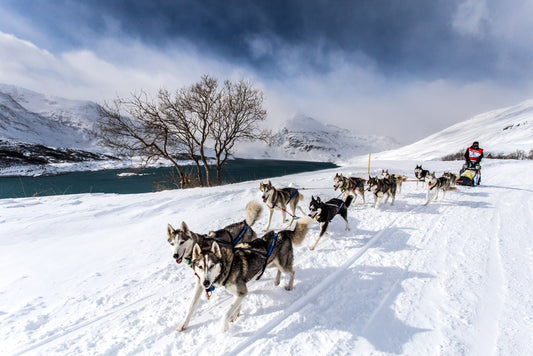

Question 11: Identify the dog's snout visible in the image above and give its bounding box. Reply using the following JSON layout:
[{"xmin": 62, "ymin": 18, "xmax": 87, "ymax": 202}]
[
  {"xmin": 203, "ymin": 280, "xmax": 211, "ymax": 288},
  {"xmin": 173, "ymin": 253, "xmax": 179, "ymax": 259}
]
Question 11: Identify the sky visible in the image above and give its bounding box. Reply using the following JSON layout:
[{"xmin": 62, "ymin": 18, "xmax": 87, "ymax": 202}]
[{"xmin": 1, "ymin": 0, "xmax": 533, "ymax": 144}]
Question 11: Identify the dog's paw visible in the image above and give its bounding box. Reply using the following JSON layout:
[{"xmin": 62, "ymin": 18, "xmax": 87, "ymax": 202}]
[
  {"xmin": 176, "ymin": 323, "xmax": 186, "ymax": 332},
  {"xmin": 221, "ymin": 321, "xmax": 230, "ymax": 333},
  {"xmin": 229, "ymin": 311, "xmax": 240, "ymax": 323},
  {"xmin": 285, "ymin": 285, "xmax": 293, "ymax": 291}
]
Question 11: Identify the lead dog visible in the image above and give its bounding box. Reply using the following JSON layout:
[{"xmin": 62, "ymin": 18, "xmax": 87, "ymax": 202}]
[
  {"xmin": 308, "ymin": 195, "xmax": 352, "ymax": 250},
  {"xmin": 333, "ymin": 173, "xmax": 366, "ymax": 204},
  {"xmin": 367, "ymin": 176, "xmax": 397, "ymax": 209},
  {"xmin": 190, "ymin": 218, "xmax": 311, "ymax": 332},
  {"xmin": 259, "ymin": 180, "xmax": 305, "ymax": 231},
  {"xmin": 166, "ymin": 201, "xmax": 262, "ymax": 332}
]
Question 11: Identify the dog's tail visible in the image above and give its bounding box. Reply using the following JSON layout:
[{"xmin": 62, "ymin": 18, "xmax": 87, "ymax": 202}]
[
  {"xmin": 344, "ymin": 195, "xmax": 354, "ymax": 208},
  {"xmin": 245, "ymin": 200, "xmax": 263, "ymax": 227},
  {"xmin": 287, "ymin": 217, "xmax": 311, "ymax": 246}
]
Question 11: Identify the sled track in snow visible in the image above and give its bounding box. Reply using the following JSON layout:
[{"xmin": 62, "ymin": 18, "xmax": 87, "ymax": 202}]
[
  {"xmin": 12, "ymin": 266, "xmax": 175, "ymax": 356},
  {"xmin": 228, "ymin": 203, "xmax": 439, "ymax": 355}
]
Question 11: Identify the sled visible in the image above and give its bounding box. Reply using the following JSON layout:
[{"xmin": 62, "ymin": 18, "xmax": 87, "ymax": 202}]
[{"xmin": 457, "ymin": 164, "xmax": 481, "ymax": 186}]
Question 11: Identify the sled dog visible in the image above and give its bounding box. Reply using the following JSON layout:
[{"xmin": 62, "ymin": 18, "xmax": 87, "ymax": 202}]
[
  {"xmin": 166, "ymin": 201, "xmax": 262, "ymax": 332},
  {"xmin": 424, "ymin": 172, "xmax": 456, "ymax": 205},
  {"xmin": 381, "ymin": 169, "xmax": 408, "ymax": 194},
  {"xmin": 414, "ymin": 165, "xmax": 430, "ymax": 188},
  {"xmin": 367, "ymin": 176, "xmax": 397, "ymax": 209},
  {"xmin": 308, "ymin": 195, "xmax": 352, "ymax": 250},
  {"xmin": 189, "ymin": 218, "xmax": 311, "ymax": 332},
  {"xmin": 333, "ymin": 173, "xmax": 366, "ymax": 204},
  {"xmin": 166, "ymin": 200, "xmax": 262, "ymax": 266},
  {"xmin": 259, "ymin": 180, "xmax": 305, "ymax": 231},
  {"xmin": 443, "ymin": 171, "xmax": 459, "ymax": 187}
]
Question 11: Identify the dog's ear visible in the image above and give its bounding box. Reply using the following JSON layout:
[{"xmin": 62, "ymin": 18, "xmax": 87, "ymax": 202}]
[
  {"xmin": 211, "ymin": 241, "xmax": 222, "ymax": 258},
  {"xmin": 167, "ymin": 224, "xmax": 175, "ymax": 242},
  {"xmin": 317, "ymin": 196, "xmax": 322, "ymax": 203},
  {"xmin": 180, "ymin": 221, "xmax": 191, "ymax": 236},
  {"xmin": 192, "ymin": 243, "xmax": 202, "ymax": 260}
]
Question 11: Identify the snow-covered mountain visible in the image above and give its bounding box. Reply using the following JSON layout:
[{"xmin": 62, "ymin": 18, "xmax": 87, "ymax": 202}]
[
  {"xmin": 0, "ymin": 84, "xmax": 102, "ymax": 151},
  {"xmin": 236, "ymin": 115, "xmax": 400, "ymax": 162},
  {"xmin": 372, "ymin": 99, "xmax": 533, "ymax": 161}
]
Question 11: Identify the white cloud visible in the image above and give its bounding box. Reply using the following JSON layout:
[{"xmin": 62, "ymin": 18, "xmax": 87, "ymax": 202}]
[
  {"xmin": 1, "ymin": 30, "xmax": 531, "ymax": 144},
  {"xmin": 452, "ymin": 0, "xmax": 490, "ymax": 37}
]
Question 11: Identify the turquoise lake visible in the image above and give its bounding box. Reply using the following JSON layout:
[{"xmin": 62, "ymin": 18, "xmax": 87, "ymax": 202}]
[{"xmin": 0, "ymin": 159, "xmax": 337, "ymax": 199}]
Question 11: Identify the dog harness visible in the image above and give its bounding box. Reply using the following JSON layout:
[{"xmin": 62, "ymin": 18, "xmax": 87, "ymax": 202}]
[{"xmin": 255, "ymin": 233, "xmax": 278, "ymax": 280}]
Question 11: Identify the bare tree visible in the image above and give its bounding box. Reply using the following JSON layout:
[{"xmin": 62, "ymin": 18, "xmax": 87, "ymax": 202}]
[
  {"xmin": 97, "ymin": 75, "xmax": 269, "ymax": 189},
  {"xmin": 210, "ymin": 79, "xmax": 269, "ymax": 185},
  {"xmin": 96, "ymin": 92, "xmax": 192, "ymax": 188},
  {"xmin": 178, "ymin": 75, "xmax": 222, "ymax": 187},
  {"xmin": 158, "ymin": 88, "xmax": 206, "ymax": 186}
]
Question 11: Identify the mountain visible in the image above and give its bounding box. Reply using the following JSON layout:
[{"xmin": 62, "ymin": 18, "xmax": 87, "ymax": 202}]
[
  {"xmin": 371, "ymin": 99, "xmax": 533, "ymax": 161},
  {"xmin": 0, "ymin": 84, "xmax": 102, "ymax": 150},
  {"xmin": 236, "ymin": 115, "xmax": 400, "ymax": 162}
]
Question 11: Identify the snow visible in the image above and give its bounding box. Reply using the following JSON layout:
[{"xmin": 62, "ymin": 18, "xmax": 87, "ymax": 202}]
[
  {"xmin": 1, "ymin": 157, "xmax": 532, "ymax": 355},
  {"xmin": 371, "ymin": 99, "xmax": 533, "ymax": 161}
]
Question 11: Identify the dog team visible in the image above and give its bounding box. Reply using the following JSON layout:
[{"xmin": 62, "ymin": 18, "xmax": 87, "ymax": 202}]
[{"xmin": 166, "ymin": 165, "xmax": 458, "ymax": 333}]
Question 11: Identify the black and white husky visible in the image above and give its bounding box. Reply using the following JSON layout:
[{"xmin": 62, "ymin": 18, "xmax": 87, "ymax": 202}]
[
  {"xmin": 259, "ymin": 180, "xmax": 305, "ymax": 231},
  {"xmin": 414, "ymin": 165, "xmax": 430, "ymax": 188},
  {"xmin": 367, "ymin": 176, "xmax": 397, "ymax": 209},
  {"xmin": 189, "ymin": 218, "xmax": 310, "ymax": 332},
  {"xmin": 424, "ymin": 172, "xmax": 456, "ymax": 205},
  {"xmin": 333, "ymin": 173, "xmax": 366, "ymax": 204},
  {"xmin": 308, "ymin": 195, "xmax": 352, "ymax": 250}
]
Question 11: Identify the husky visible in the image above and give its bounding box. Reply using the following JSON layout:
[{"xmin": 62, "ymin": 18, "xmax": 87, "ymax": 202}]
[
  {"xmin": 166, "ymin": 200, "xmax": 262, "ymax": 266},
  {"xmin": 443, "ymin": 171, "xmax": 459, "ymax": 187},
  {"xmin": 333, "ymin": 173, "xmax": 366, "ymax": 204},
  {"xmin": 367, "ymin": 176, "xmax": 397, "ymax": 209},
  {"xmin": 259, "ymin": 180, "xmax": 305, "ymax": 231},
  {"xmin": 381, "ymin": 169, "xmax": 408, "ymax": 194},
  {"xmin": 308, "ymin": 195, "xmax": 352, "ymax": 250},
  {"xmin": 166, "ymin": 201, "xmax": 262, "ymax": 332},
  {"xmin": 414, "ymin": 165, "xmax": 430, "ymax": 188},
  {"xmin": 424, "ymin": 172, "xmax": 456, "ymax": 205},
  {"xmin": 188, "ymin": 218, "xmax": 311, "ymax": 333}
]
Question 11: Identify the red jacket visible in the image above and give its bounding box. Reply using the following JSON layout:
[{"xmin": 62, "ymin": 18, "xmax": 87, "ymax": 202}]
[{"xmin": 465, "ymin": 147, "xmax": 483, "ymax": 163}]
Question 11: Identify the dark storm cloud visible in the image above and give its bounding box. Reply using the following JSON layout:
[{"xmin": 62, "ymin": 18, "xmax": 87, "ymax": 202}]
[{"xmin": 0, "ymin": 0, "xmax": 518, "ymax": 82}]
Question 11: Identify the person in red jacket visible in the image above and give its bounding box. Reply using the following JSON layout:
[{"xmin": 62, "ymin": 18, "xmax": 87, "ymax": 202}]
[{"xmin": 464, "ymin": 141, "xmax": 484, "ymax": 168}]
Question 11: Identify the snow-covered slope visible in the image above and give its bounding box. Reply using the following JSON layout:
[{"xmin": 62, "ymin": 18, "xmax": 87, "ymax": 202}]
[
  {"xmin": 372, "ymin": 99, "xmax": 533, "ymax": 161},
  {"xmin": 0, "ymin": 84, "xmax": 102, "ymax": 151},
  {"xmin": 236, "ymin": 115, "xmax": 400, "ymax": 162},
  {"xmin": 1, "ymin": 158, "xmax": 532, "ymax": 355}
]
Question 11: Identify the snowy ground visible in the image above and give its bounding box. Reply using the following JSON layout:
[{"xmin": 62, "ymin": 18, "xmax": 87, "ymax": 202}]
[{"xmin": 1, "ymin": 158, "xmax": 532, "ymax": 355}]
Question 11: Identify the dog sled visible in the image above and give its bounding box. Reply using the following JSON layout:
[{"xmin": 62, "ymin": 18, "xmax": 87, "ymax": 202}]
[{"xmin": 457, "ymin": 164, "xmax": 481, "ymax": 186}]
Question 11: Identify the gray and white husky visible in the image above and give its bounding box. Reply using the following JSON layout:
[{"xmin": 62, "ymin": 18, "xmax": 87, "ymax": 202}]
[
  {"xmin": 259, "ymin": 180, "xmax": 305, "ymax": 231},
  {"xmin": 188, "ymin": 218, "xmax": 311, "ymax": 333},
  {"xmin": 166, "ymin": 200, "xmax": 262, "ymax": 266},
  {"xmin": 367, "ymin": 176, "xmax": 397, "ymax": 209},
  {"xmin": 381, "ymin": 169, "xmax": 408, "ymax": 194},
  {"xmin": 166, "ymin": 201, "xmax": 262, "ymax": 332},
  {"xmin": 333, "ymin": 173, "xmax": 366, "ymax": 204},
  {"xmin": 424, "ymin": 172, "xmax": 456, "ymax": 205}
]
